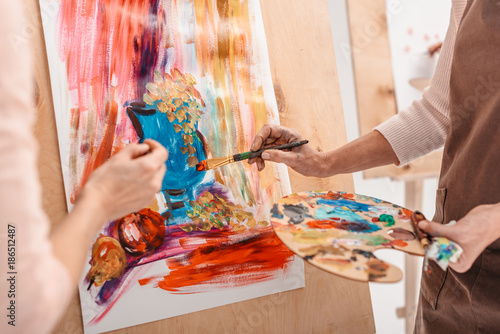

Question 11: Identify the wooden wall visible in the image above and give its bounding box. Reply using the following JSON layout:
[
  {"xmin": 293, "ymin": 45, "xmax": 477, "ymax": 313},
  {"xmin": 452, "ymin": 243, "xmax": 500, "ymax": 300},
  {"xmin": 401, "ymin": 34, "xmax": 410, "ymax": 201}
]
[{"xmin": 26, "ymin": 0, "xmax": 375, "ymax": 332}]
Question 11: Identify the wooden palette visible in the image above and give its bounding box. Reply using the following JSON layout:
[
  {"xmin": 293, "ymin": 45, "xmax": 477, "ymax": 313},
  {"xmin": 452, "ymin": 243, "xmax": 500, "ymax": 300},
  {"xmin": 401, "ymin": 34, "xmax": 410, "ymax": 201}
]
[{"xmin": 271, "ymin": 191, "xmax": 424, "ymax": 283}]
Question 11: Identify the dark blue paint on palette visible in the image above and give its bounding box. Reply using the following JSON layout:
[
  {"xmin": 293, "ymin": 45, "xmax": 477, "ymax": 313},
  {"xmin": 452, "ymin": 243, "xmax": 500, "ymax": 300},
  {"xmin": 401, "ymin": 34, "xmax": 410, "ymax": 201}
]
[{"xmin": 271, "ymin": 204, "xmax": 284, "ymax": 219}]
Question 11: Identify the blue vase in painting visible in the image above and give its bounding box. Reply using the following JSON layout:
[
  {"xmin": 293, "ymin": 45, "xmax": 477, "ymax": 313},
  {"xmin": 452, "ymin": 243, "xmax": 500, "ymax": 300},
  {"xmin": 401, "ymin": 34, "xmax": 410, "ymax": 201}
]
[{"xmin": 126, "ymin": 101, "xmax": 207, "ymax": 206}]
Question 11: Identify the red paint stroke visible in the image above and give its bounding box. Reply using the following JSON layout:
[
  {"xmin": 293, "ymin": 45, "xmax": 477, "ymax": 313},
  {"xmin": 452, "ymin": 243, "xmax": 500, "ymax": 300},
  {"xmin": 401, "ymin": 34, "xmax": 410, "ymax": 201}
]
[
  {"xmin": 341, "ymin": 193, "xmax": 355, "ymax": 199},
  {"xmin": 318, "ymin": 191, "xmax": 341, "ymax": 201},
  {"xmin": 58, "ymin": 0, "xmax": 166, "ymax": 200},
  {"xmin": 79, "ymin": 98, "xmax": 119, "ymax": 194},
  {"xmin": 139, "ymin": 229, "xmax": 295, "ymax": 293}
]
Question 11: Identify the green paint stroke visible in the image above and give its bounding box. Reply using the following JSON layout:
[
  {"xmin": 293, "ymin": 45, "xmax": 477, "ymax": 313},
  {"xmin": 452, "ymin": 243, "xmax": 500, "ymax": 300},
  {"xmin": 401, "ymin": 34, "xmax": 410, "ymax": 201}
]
[{"xmin": 379, "ymin": 214, "xmax": 395, "ymax": 227}]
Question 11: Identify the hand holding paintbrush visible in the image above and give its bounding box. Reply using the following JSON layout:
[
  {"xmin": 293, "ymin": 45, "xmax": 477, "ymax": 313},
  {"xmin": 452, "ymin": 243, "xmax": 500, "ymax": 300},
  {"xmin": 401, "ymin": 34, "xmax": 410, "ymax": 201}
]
[
  {"xmin": 196, "ymin": 140, "xmax": 309, "ymax": 171},
  {"xmin": 247, "ymin": 124, "xmax": 331, "ymax": 176}
]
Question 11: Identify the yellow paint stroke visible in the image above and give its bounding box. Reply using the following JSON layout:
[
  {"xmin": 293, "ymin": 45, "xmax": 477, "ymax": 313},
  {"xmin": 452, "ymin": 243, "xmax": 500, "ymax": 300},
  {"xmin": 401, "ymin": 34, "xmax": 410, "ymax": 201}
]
[{"xmin": 292, "ymin": 229, "xmax": 341, "ymax": 245}]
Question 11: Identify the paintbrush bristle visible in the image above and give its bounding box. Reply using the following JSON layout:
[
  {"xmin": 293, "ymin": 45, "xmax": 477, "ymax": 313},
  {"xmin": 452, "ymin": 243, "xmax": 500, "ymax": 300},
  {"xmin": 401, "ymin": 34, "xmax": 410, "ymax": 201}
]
[
  {"xmin": 195, "ymin": 160, "xmax": 208, "ymax": 171},
  {"xmin": 196, "ymin": 156, "xmax": 234, "ymax": 171}
]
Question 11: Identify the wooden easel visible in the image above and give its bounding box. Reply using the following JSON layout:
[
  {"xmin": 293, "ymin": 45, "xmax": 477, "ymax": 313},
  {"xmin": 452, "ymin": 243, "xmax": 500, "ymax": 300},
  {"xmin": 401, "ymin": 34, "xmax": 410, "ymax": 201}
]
[
  {"xmin": 346, "ymin": 1, "xmax": 443, "ymax": 333},
  {"xmin": 26, "ymin": 0, "xmax": 375, "ymax": 333}
]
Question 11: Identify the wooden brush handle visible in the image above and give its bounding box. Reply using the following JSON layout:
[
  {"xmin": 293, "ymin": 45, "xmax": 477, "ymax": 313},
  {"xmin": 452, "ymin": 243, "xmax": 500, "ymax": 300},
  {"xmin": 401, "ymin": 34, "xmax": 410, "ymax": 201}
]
[{"xmin": 411, "ymin": 210, "xmax": 430, "ymax": 247}]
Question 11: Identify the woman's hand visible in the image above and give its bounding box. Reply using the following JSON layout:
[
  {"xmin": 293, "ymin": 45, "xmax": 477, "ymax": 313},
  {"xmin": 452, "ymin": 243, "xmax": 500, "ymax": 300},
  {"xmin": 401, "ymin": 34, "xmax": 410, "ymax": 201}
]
[
  {"xmin": 248, "ymin": 124, "xmax": 327, "ymax": 177},
  {"xmin": 79, "ymin": 139, "xmax": 168, "ymax": 222},
  {"xmin": 418, "ymin": 204, "xmax": 500, "ymax": 273}
]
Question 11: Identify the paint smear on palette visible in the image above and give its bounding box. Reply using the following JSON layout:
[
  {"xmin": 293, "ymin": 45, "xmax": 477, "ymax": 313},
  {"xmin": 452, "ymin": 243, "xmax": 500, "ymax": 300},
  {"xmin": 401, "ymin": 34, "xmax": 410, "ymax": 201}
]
[{"xmin": 271, "ymin": 191, "xmax": 426, "ymax": 283}]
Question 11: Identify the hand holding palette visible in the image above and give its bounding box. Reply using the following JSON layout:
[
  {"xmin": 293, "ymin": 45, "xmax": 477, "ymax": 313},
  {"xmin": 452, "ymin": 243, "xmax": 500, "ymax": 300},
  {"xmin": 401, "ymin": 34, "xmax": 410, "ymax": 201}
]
[{"xmin": 271, "ymin": 191, "xmax": 461, "ymax": 283}]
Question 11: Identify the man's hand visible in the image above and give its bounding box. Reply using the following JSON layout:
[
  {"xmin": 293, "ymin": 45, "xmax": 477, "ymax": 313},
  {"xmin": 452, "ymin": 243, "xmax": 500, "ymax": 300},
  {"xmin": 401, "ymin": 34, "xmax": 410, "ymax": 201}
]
[
  {"xmin": 79, "ymin": 139, "xmax": 168, "ymax": 222},
  {"xmin": 248, "ymin": 124, "xmax": 327, "ymax": 177},
  {"xmin": 418, "ymin": 204, "xmax": 500, "ymax": 273}
]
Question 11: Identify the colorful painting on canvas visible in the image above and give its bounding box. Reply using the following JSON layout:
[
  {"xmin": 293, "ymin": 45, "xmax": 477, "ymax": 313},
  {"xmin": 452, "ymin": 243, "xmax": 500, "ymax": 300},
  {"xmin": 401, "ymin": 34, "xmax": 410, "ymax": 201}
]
[
  {"xmin": 271, "ymin": 191, "xmax": 425, "ymax": 282},
  {"xmin": 39, "ymin": 0, "xmax": 304, "ymax": 332}
]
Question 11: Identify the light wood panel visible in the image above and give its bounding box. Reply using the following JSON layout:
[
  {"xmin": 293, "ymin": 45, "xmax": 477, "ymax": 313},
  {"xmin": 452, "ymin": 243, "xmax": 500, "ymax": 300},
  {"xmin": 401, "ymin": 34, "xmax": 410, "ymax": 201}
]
[
  {"xmin": 26, "ymin": 0, "xmax": 375, "ymax": 333},
  {"xmin": 346, "ymin": 0, "xmax": 442, "ymax": 181}
]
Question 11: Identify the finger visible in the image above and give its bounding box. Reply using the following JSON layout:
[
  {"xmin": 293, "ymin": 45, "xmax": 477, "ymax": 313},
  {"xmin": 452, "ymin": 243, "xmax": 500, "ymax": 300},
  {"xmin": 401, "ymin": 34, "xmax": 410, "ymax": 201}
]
[
  {"xmin": 252, "ymin": 124, "xmax": 296, "ymax": 151},
  {"xmin": 257, "ymin": 160, "xmax": 265, "ymax": 171},
  {"xmin": 151, "ymin": 163, "xmax": 167, "ymax": 193},
  {"xmin": 450, "ymin": 260, "xmax": 471, "ymax": 274},
  {"xmin": 255, "ymin": 157, "xmax": 264, "ymax": 166},
  {"xmin": 252, "ymin": 124, "xmax": 273, "ymax": 151},
  {"xmin": 144, "ymin": 139, "xmax": 169, "ymax": 163},
  {"xmin": 261, "ymin": 150, "xmax": 299, "ymax": 168},
  {"xmin": 118, "ymin": 143, "xmax": 151, "ymax": 159},
  {"xmin": 418, "ymin": 220, "xmax": 453, "ymax": 239}
]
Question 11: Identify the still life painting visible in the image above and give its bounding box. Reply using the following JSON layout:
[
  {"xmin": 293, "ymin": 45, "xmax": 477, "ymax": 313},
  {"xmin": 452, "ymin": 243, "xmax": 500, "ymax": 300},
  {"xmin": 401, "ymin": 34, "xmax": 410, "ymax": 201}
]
[{"xmin": 40, "ymin": 0, "xmax": 305, "ymax": 332}]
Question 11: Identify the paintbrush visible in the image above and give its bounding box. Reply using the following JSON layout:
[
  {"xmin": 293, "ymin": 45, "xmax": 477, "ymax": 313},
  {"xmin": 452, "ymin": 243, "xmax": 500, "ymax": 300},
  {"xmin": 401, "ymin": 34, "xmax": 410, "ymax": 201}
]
[
  {"xmin": 410, "ymin": 210, "xmax": 431, "ymax": 273},
  {"xmin": 196, "ymin": 140, "xmax": 309, "ymax": 171}
]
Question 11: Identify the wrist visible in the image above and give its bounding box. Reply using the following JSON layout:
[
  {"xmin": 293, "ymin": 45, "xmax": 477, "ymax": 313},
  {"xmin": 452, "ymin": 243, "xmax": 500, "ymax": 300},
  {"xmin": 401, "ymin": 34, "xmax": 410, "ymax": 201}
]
[
  {"xmin": 319, "ymin": 150, "xmax": 339, "ymax": 177},
  {"xmin": 75, "ymin": 185, "xmax": 111, "ymax": 225}
]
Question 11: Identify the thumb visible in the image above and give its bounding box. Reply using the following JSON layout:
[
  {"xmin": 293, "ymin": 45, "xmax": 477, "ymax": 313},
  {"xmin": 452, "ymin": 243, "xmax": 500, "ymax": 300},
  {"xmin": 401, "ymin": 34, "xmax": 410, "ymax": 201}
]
[
  {"xmin": 261, "ymin": 150, "xmax": 298, "ymax": 167},
  {"xmin": 117, "ymin": 143, "xmax": 151, "ymax": 160},
  {"xmin": 418, "ymin": 220, "xmax": 452, "ymax": 238}
]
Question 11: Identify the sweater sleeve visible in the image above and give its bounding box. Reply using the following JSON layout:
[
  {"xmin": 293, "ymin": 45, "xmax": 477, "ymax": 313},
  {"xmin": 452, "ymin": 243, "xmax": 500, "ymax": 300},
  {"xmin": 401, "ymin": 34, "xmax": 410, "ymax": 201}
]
[
  {"xmin": 0, "ymin": 2, "xmax": 72, "ymax": 334},
  {"xmin": 375, "ymin": 0, "xmax": 467, "ymax": 165}
]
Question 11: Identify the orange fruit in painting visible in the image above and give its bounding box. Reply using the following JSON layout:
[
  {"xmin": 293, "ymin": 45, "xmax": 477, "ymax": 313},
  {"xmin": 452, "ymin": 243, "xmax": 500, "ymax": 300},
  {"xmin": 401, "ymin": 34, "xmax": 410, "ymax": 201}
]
[
  {"xmin": 87, "ymin": 235, "xmax": 127, "ymax": 287},
  {"xmin": 117, "ymin": 208, "xmax": 166, "ymax": 257}
]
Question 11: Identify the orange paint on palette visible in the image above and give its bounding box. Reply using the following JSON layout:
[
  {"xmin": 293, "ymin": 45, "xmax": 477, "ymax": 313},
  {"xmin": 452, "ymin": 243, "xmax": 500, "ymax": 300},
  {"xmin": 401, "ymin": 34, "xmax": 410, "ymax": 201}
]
[
  {"xmin": 306, "ymin": 220, "xmax": 337, "ymax": 230},
  {"xmin": 392, "ymin": 239, "xmax": 409, "ymax": 247},
  {"xmin": 341, "ymin": 193, "xmax": 355, "ymax": 199},
  {"xmin": 401, "ymin": 208, "xmax": 413, "ymax": 218},
  {"xmin": 319, "ymin": 191, "xmax": 342, "ymax": 201},
  {"xmin": 142, "ymin": 229, "xmax": 294, "ymax": 293}
]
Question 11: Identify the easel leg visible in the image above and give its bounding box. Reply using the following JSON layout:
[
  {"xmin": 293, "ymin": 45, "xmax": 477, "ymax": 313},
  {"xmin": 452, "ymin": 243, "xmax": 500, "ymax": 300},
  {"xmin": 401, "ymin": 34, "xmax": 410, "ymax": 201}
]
[{"xmin": 401, "ymin": 179, "xmax": 424, "ymax": 334}]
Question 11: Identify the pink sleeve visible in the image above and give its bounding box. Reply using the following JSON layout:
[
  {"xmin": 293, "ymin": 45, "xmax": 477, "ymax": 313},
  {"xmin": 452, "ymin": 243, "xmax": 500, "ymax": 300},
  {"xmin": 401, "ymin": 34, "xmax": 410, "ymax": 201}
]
[
  {"xmin": 0, "ymin": 2, "xmax": 72, "ymax": 333},
  {"xmin": 375, "ymin": 0, "xmax": 468, "ymax": 165}
]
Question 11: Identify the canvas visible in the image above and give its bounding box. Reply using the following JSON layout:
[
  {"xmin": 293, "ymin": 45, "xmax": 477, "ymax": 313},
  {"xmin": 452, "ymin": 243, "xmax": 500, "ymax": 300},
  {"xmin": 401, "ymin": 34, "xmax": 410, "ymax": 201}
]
[{"xmin": 39, "ymin": 0, "xmax": 305, "ymax": 332}]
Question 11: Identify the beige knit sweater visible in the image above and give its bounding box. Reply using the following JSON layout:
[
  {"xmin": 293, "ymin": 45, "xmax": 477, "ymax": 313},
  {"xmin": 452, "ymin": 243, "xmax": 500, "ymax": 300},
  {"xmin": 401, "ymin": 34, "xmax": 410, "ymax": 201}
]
[{"xmin": 0, "ymin": 2, "xmax": 71, "ymax": 333}]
